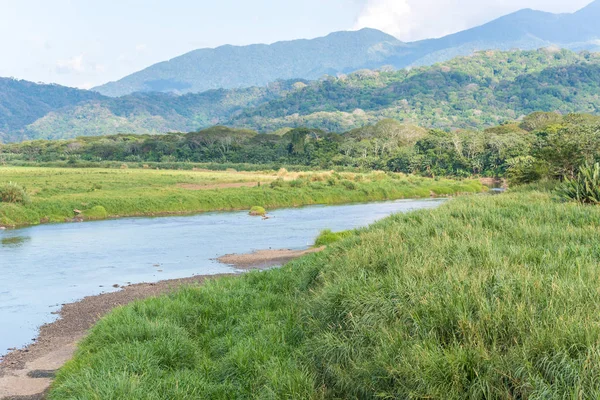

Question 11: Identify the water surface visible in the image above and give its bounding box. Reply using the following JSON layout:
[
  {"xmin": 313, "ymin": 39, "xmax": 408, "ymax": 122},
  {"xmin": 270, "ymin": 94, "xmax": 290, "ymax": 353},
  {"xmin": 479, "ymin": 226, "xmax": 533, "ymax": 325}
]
[{"xmin": 0, "ymin": 199, "xmax": 444, "ymax": 354}]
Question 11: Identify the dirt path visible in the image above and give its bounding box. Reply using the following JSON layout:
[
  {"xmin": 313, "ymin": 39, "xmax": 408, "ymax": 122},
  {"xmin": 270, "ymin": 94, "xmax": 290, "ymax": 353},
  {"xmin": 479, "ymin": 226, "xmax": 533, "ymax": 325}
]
[
  {"xmin": 0, "ymin": 274, "xmax": 231, "ymax": 400},
  {"xmin": 0, "ymin": 247, "xmax": 321, "ymax": 399},
  {"xmin": 217, "ymin": 247, "xmax": 325, "ymax": 269}
]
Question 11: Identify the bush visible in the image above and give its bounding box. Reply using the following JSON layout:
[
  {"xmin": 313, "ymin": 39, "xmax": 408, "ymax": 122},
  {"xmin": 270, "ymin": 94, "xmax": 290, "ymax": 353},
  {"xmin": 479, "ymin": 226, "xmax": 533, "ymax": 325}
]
[
  {"xmin": 289, "ymin": 179, "xmax": 306, "ymax": 188},
  {"xmin": 0, "ymin": 182, "xmax": 30, "ymax": 204},
  {"xmin": 341, "ymin": 180, "xmax": 358, "ymax": 190},
  {"xmin": 506, "ymin": 156, "xmax": 547, "ymax": 185},
  {"xmin": 557, "ymin": 162, "xmax": 600, "ymax": 204},
  {"xmin": 314, "ymin": 229, "xmax": 354, "ymax": 246},
  {"xmin": 83, "ymin": 206, "xmax": 108, "ymax": 220},
  {"xmin": 269, "ymin": 178, "xmax": 285, "ymax": 189},
  {"xmin": 249, "ymin": 206, "xmax": 266, "ymax": 216}
]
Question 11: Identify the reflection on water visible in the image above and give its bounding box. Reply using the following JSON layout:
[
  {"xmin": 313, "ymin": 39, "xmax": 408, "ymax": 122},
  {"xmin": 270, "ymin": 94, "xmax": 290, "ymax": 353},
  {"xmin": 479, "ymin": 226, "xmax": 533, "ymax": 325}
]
[
  {"xmin": 0, "ymin": 199, "xmax": 445, "ymax": 354},
  {"xmin": 1, "ymin": 236, "xmax": 31, "ymax": 248}
]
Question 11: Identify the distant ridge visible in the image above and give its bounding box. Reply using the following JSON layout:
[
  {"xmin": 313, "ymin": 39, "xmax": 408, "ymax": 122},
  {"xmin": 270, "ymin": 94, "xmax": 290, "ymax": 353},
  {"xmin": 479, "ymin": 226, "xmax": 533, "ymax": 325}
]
[
  {"xmin": 94, "ymin": 1, "xmax": 600, "ymax": 96},
  {"xmin": 4, "ymin": 49, "xmax": 600, "ymax": 142},
  {"xmin": 94, "ymin": 29, "xmax": 404, "ymax": 96}
]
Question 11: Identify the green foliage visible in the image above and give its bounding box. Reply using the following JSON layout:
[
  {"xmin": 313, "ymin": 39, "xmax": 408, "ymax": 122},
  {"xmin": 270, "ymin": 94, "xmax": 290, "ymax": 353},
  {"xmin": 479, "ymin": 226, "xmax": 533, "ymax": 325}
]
[
  {"xmin": 83, "ymin": 205, "xmax": 108, "ymax": 220},
  {"xmin": 49, "ymin": 190, "xmax": 600, "ymax": 398},
  {"xmin": 557, "ymin": 162, "xmax": 600, "ymax": 204},
  {"xmin": 3, "ymin": 110, "xmax": 600, "ymax": 182},
  {"xmin": 0, "ymin": 182, "xmax": 30, "ymax": 204},
  {"xmin": 506, "ymin": 156, "xmax": 547, "ymax": 185},
  {"xmin": 314, "ymin": 229, "xmax": 354, "ymax": 246},
  {"xmin": 6, "ymin": 50, "xmax": 600, "ymax": 142},
  {"xmin": 249, "ymin": 206, "xmax": 266, "ymax": 216}
]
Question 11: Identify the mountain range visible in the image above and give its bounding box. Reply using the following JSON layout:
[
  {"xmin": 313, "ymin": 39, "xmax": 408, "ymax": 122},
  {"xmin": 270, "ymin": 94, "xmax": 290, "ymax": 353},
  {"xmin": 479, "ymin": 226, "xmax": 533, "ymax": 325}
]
[
  {"xmin": 2, "ymin": 1, "xmax": 600, "ymax": 142},
  {"xmin": 94, "ymin": 0, "xmax": 600, "ymax": 97},
  {"xmin": 3, "ymin": 48, "xmax": 600, "ymax": 142}
]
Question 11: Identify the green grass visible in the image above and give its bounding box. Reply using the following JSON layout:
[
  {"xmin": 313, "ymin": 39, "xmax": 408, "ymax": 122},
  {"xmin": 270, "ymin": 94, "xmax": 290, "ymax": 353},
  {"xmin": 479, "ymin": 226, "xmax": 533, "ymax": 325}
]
[
  {"xmin": 313, "ymin": 229, "xmax": 354, "ymax": 246},
  {"xmin": 49, "ymin": 187, "xmax": 600, "ymax": 399},
  {"xmin": 0, "ymin": 167, "xmax": 482, "ymax": 227}
]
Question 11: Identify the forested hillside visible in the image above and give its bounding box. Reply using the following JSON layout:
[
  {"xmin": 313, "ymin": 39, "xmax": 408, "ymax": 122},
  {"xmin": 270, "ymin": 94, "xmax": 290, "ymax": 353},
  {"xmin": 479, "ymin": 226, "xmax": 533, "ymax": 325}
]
[
  {"xmin": 0, "ymin": 78, "xmax": 104, "ymax": 142},
  {"xmin": 3, "ymin": 49, "xmax": 600, "ymax": 142}
]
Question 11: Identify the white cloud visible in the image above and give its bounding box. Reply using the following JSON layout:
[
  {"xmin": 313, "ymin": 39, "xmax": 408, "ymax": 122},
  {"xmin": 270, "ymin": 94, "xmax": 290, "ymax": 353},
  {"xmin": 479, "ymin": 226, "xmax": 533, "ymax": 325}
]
[
  {"xmin": 354, "ymin": 0, "xmax": 593, "ymax": 41},
  {"xmin": 354, "ymin": 0, "xmax": 412, "ymax": 38},
  {"xmin": 56, "ymin": 54, "xmax": 85, "ymax": 74}
]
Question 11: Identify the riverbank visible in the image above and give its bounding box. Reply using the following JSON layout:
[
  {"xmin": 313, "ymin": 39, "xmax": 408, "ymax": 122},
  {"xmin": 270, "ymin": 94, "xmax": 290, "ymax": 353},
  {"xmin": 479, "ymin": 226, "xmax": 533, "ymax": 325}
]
[
  {"xmin": 0, "ymin": 166, "xmax": 483, "ymax": 228},
  {"xmin": 0, "ymin": 274, "xmax": 231, "ymax": 399},
  {"xmin": 0, "ymin": 245, "xmax": 334, "ymax": 399},
  {"xmin": 46, "ymin": 187, "xmax": 600, "ymax": 398}
]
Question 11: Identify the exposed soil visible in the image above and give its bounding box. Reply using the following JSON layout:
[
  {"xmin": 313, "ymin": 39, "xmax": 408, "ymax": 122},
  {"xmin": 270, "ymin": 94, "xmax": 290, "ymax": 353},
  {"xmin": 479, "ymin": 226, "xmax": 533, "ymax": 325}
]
[
  {"xmin": 218, "ymin": 247, "xmax": 325, "ymax": 269},
  {"xmin": 177, "ymin": 182, "xmax": 261, "ymax": 190},
  {"xmin": 0, "ymin": 274, "xmax": 231, "ymax": 399}
]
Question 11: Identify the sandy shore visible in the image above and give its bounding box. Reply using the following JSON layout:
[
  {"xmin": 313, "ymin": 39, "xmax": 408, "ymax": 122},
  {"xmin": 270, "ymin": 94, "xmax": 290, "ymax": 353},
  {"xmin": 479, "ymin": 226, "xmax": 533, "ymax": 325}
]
[
  {"xmin": 0, "ymin": 247, "xmax": 321, "ymax": 399},
  {"xmin": 218, "ymin": 247, "xmax": 324, "ymax": 269}
]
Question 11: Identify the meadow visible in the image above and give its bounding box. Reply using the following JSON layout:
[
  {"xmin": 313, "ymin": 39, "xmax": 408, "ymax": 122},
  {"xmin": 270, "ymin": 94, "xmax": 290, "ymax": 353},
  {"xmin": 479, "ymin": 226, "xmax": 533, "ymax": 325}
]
[
  {"xmin": 0, "ymin": 166, "xmax": 483, "ymax": 227},
  {"xmin": 47, "ymin": 186, "xmax": 600, "ymax": 399}
]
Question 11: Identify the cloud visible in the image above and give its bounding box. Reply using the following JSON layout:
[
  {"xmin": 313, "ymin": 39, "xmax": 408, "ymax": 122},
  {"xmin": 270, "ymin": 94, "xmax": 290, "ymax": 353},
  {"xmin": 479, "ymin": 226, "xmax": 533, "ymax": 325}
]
[
  {"xmin": 354, "ymin": 0, "xmax": 412, "ymax": 38},
  {"xmin": 354, "ymin": 0, "xmax": 593, "ymax": 41},
  {"xmin": 56, "ymin": 55, "xmax": 85, "ymax": 74}
]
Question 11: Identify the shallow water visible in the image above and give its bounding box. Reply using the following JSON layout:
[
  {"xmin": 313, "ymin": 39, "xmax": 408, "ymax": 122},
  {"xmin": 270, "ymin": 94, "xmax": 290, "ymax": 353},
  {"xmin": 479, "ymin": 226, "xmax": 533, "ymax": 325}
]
[{"xmin": 0, "ymin": 199, "xmax": 444, "ymax": 354}]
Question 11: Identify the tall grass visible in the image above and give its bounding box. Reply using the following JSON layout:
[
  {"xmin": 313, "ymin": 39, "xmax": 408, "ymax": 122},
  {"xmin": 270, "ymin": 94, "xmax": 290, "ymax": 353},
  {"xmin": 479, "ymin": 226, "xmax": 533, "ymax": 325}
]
[
  {"xmin": 0, "ymin": 167, "xmax": 482, "ymax": 227},
  {"xmin": 50, "ymin": 188, "xmax": 600, "ymax": 399}
]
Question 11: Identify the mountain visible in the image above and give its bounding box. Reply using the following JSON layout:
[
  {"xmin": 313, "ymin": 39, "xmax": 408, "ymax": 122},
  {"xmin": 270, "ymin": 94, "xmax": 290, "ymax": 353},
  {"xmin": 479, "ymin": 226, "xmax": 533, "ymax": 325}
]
[
  {"xmin": 94, "ymin": 29, "xmax": 404, "ymax": 97},
  {"xmin": 94, "ymin": 1, "xmax": 600, "ymax": 97},
  {"xmin": 0, "ymin": 78, "xmax": 104, "ymax": 142},
  {"xmin": 4, "ymin": 49, "xmax": 600, "ymax": 142},
  {"xmin": 4, "ymin": 80, "xmax": 303, "ymax": 141}
]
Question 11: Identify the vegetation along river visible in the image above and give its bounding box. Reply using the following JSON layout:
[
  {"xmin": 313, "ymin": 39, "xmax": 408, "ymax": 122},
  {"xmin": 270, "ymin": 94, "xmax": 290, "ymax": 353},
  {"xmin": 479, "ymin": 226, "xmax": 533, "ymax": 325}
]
[{"xmin": 0, "ymin": 199, "xmax": 444, "ymax": 355}]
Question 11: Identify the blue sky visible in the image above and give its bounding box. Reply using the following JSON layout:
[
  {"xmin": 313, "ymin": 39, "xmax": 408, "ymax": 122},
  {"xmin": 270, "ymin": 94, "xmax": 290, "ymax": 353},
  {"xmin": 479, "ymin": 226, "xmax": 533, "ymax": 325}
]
[{"xmin": 0, "ymin": 0, "xmax": 593, "ymax": 89}]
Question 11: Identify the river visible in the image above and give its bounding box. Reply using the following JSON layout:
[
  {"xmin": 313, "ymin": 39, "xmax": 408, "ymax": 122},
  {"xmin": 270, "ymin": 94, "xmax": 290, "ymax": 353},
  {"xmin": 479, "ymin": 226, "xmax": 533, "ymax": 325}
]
[{"xmin": 0, "ymin": 199, "xmax": 444, "ymax": 354}]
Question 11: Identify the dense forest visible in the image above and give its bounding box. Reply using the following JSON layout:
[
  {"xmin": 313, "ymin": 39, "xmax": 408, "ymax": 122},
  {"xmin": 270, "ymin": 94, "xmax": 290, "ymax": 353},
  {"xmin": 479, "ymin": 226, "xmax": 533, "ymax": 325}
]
[
  {"xmin": 3, "ymin": 49, "xmax": 600, "ymax": 142},
  {"xmin": 3, "ymin": 111, "xmax": 598, "ymax": 182}
]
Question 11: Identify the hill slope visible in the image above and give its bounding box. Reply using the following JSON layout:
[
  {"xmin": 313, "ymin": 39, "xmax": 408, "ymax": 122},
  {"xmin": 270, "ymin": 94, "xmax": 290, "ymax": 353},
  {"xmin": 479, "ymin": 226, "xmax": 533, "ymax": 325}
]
[
  {"xmin": 0, "ymin": 78, "xmax": 104, "ymax": 142},
  {"xmin": 94, "ymin": 29, "xmax": 404, "ymax": 97},
  {"xmin": 94, "ymin": 1, "xmax": 600, "ymax": 96},
  {"xmin": 4, "ymin": 49, "xmax": 600, "ymax": 141}
]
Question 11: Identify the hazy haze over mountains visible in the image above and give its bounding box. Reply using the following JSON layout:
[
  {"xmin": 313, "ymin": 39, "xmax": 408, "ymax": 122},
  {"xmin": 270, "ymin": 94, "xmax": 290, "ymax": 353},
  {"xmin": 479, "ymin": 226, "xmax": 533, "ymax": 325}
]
[{"xmin": 94, "ymin": 0, "xmax": 600, "ymax": 96}]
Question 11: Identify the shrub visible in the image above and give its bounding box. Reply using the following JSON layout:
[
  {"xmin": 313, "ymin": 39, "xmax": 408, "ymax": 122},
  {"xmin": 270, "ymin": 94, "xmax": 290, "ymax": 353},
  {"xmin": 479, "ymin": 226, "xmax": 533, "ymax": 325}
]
[
  {"xmin": 557, "ymin": 162, "xmax": 600, "ymax": 204},
  {"xmin": 341, "ymin": 180, "xmax": 358, "ymax": 190},
  {"xmin": 0, "ymin": 182, "xmax": 30, "ymax": 204},
  {"xmin": 289, "ymin": 179, "xmax": 306, "ymax": 188},
  {"xmin": 506, "ymin": 156, "xmax": 547, "ymax": 185},
  {"xmin": 249, "ymin": 206, "xmax": 266, "ymax": 216},
  {"xmin": 83, "ymin": 206, "xmax": 108, "ymax": 220},
  {"xmin": 269, "ymin": 178, "xmax": 285, "ymax": 189},
  {"xmin": 314, "ymin": 229, "xmax": 354, "ymax": 246}
]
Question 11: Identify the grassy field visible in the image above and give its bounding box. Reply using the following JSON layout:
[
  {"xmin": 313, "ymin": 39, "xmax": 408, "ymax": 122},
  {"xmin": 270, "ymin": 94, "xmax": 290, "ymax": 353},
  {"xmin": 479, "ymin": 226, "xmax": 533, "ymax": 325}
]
[
  {"xmin": 0, "ymin": 166, "xmax": 482, "ymax": 227},
  {"xmin": 49, "ymin": 187, "xmax": 600, "ymax": 399}
]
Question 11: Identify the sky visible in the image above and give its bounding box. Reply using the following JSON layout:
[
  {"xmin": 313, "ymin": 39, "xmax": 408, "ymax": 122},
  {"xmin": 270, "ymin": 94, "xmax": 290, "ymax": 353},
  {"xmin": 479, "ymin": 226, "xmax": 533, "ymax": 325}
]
[{"xmin": 0, "ymin": 0, "xmax": 594, "ymax": 89}]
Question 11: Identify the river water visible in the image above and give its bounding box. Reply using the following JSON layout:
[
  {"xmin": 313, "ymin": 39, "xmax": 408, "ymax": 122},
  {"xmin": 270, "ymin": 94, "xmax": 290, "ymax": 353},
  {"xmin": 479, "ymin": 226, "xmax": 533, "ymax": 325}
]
[{"xmin": 0, "ymin": 199, "xmax": 444, "ymax": 355}]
